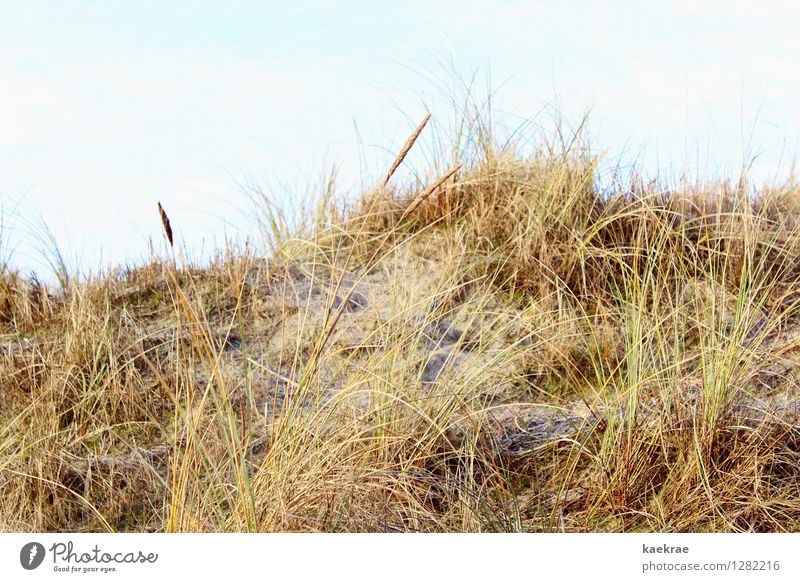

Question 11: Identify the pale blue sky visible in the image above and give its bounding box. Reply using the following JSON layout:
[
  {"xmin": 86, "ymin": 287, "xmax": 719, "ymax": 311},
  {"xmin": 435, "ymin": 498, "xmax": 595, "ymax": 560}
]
[{"xmin": 1, "ymin": 1, "xmax": 799, "ymax": 274}]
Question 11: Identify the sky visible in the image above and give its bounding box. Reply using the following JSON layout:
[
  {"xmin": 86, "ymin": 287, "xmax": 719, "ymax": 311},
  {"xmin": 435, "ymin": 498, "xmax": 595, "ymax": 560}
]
[{"xmin": 1, "ymin": 0, "xmax": 799, "ymax": 276}]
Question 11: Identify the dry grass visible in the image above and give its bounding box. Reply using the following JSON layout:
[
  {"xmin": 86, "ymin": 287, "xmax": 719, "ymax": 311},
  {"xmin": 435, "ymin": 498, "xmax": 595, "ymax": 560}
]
[{"xmin": 1, "ymin": 109, "xmax": 799, "ymax": 532}]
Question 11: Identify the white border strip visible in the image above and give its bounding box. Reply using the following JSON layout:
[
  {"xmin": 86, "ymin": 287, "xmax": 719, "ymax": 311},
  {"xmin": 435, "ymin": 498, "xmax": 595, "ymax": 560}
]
[{"xmin": 1, "ymin": 533, "xmax": 797, "ymax": 581}]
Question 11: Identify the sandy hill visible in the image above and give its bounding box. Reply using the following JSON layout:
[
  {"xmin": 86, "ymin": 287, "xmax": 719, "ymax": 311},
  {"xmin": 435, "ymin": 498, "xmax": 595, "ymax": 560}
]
[{"xmin": 2, "ymin": 118, "xmax": 799, "ymax": 532}]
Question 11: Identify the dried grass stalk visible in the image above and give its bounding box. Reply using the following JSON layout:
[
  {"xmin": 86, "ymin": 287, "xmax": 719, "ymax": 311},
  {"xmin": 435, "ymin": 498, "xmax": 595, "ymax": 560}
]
[{"xmin": 399, "ymin": 163, "xmax": 461, "ymax": 223}]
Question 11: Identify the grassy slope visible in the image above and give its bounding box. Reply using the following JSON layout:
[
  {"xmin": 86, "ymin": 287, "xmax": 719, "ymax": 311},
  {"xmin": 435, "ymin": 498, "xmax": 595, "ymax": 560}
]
[{"xmin": 1, "ymin": 118, "xmax": 799, "ymax": 532}]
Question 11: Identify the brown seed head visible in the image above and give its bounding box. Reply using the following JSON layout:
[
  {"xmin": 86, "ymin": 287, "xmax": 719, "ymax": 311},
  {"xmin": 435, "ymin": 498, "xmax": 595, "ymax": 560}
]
[{"xmin": 157, "ymin": 201, "xmax": 174, "ymax": 248}]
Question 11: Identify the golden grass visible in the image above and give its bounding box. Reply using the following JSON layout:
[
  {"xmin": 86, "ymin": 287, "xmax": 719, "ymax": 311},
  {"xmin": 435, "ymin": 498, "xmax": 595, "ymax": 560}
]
[{"xmin": 1, "ymin": 109, "xmax": 799, "ymax": 532}]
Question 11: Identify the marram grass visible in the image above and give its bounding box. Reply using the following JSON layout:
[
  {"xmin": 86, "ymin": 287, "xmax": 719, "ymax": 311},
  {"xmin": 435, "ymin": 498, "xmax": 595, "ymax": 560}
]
[{"xmin": 1, "ymin": 114, "xmax": 799, "ymax": 532}]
